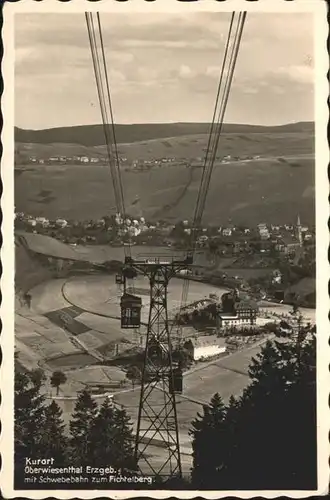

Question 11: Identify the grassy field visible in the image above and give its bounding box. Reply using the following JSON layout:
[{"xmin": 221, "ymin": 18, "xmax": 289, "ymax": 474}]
[
  {"xmin": 15, "ymin": 141, "xmax": 314, "ymax": 225},
  {"xmin": 15, "ymin": 163, "xmax": 191, "ymax": 221},
  {"xmin": 16, "ymin": 130, "xmax": 314, "ymax": 161},
  {"xmin": 62, "ymin": 275, "xmax": 225, "ymax": 322},
  {"xmin": 113, "ymin": 341, "xmax": 266, "ymax": 430}
]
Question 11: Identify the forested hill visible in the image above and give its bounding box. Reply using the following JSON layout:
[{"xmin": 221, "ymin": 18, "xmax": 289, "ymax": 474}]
[{"xmin": 15, "ymin": 121, "xmax": 314, "ymax": 147}]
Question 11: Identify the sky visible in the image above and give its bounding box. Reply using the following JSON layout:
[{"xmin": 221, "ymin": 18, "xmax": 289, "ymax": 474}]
[{"xmin": 15, "ymin": 12, "xmax": 314, "ymax": 129}]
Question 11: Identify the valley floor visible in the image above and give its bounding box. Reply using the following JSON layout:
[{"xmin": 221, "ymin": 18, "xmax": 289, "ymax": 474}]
[{"xmin": 15, "ymin": 274, "xmax": 315, "ymax": 475}]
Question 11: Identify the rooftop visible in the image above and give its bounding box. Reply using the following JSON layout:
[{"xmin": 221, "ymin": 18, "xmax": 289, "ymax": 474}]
[
  {"xmin": 236, "ymin": 298, "xmax": 259, "ymax": 310},
  {"xmin": 218, "ymin": 313, "xmax": 239, "ymax": 319},
  {"xmin": 184, "ymin": 335, "xmax": 225, "ymax": 348}
]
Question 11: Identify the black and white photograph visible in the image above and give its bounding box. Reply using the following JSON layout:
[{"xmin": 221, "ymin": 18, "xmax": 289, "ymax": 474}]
[{"xmin": 1, "ymin": 0, "xmax": 329, "ymax": 497}]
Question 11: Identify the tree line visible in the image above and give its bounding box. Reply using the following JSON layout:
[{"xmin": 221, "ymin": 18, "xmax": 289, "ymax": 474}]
[
  {"xmin": 15, "ymin": 368, "xmax": 135, "ymax": 488},
  {"xmin": 190, "ymin": 327, "xmax": 316, "ymax": 490},
  {"xmin": 15, "ymin": 321, "xmax": 316, "ymax": 490}
]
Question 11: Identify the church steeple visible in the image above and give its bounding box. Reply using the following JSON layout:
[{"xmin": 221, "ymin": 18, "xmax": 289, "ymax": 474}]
[{"xmin": 296, "ymin": 214, "xmax": 302, "ymax": 246}]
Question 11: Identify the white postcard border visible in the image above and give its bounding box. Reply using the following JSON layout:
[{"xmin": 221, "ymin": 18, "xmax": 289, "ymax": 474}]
[{"xmin": 1, "ymin": 0, "xmax": 329, "ymax": 498}]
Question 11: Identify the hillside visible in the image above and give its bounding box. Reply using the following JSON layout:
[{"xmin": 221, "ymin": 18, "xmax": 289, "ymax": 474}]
[
  {"xmin": 15, "ymin": 158, "xmax": 314, "ymax": 225},
  {"xmin": 15, "ymin": 234, "xmax": 55, "ymax": 296},
  {"xmin": 14, "ymin": 122, "xmax": 315, "ymax": 226},
  {"xmin": 15, "ymin": 121, "xmax": 314, "ymax": 147},
  {"xmin": 16, "ymin": 130, "xmax": 314, "ymax": 163}
]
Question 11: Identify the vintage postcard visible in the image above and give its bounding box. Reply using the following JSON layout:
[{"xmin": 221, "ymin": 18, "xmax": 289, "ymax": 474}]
[{"xmin": 1, "ymin": 0, "xmax": 329, "ymax": 497}]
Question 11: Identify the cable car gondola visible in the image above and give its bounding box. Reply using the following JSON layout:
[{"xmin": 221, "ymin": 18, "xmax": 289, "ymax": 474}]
[
  {"xmin": 122, "ymin": 266, "xmax": 138, "ymax": 280},
  {"xmin": 120, "ymin": 293, "xmax": 142, "ymax": 329},
  {"xmin": 115, "ymin": 273, "xmax": 125, "ymax": 285},
  {"xmin": 169, "ymin": 365, "xmax": 183, "ymax": 394}
]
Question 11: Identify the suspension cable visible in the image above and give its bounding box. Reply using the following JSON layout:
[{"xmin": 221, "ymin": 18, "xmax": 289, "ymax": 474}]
[
  {"xmin": 86, "ymin": 14, "xmax": 120, "ymax": 210},
  {"xmin": 192, "ymin": 12, "xmax": 235, "ymax": 235},
  {"xmin": 85, "ymin": 12, "xmax": 134, "ymax": 270},
  {"xmin": 173, "ymin": 12, "xmax": 247, "ymax": 340},
  {"xmin": 97, "ymin": 13, "xmax": 127, "ymax": 220},
  {"xmin": 197, "ymin": 13, "xmax": 246, "ymax": 225}
]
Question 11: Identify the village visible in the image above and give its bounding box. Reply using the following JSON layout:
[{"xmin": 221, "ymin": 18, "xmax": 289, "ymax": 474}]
[
  {"xmin": 14, "ymin": 210, "xmax": 313, "ymax": 249},
  {"xmin": 16, "ymin": 152, "xmax": 263, "ymax": 170},
  {"xmin": 15, "ymin": 207, "xmax": 316, "ymax": 311}
]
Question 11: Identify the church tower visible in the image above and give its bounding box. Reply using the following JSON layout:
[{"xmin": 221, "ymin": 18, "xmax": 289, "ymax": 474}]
[{"xmin": 296, "ymin": 214, "xmax": 303, "ymax": 247}]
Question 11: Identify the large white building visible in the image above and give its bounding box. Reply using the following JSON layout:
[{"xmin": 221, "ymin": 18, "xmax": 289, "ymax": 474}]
[
  {"xmin": 184, "ymin": 335, "xmax": 226, "ymax": 361},
  {"xmin": 218, "ymin": 292, "xmax": 258, "ymax": 330}
]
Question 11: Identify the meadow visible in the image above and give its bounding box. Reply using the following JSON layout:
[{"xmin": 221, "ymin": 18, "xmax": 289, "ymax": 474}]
[
  {"xmin": 15, "ymin": 125, "xmax": 315, "ymax": 225},
  {"xmin": 15, "ymin": 156, "xmax": 314, "ymax": 225}
]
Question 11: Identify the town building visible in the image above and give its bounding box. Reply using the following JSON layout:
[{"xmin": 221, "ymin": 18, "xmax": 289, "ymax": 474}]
[
  {"xmin": 271, "ymin": 224, "xmax": 280, "ymax": 232},
  {"xmin": 222, "ymin": 228, "xmax": 232, "ymax": 237},
  {"xmin": 55, "ymin": 218, "xmax": 68, "ymax": 228},
  {"xmin": 272, "ymin": 269, "xmax": 283, "ymax": 284},
  {"xmin": 184, "ymin": 335, "xmax": 226, "ymax": 361},
  {"xmin": 35, "ymin": 217, "xmax": 50, "ymax": 228},
  {"xmin": 304, "ymin": 232, "xmax": 313, "ymax": 241},
  {"xmin": 275, "ymin": 235, "xmax": 300, "ymax": 255},
  {"xmin": 218, "ymin": 301, "xmax": 258, "ymax": 328},
  {"xmin": 258, "ymin": 223, "xmax": 270, "ymax": 240},
  {"xmin": 217, "ymin": 290, "xmax": 258, "ymax": 329}
]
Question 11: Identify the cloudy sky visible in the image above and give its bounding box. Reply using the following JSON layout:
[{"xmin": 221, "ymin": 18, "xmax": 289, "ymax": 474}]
[{"xmin": 15, "ymin": 12, "xmax": 314, "ymax": 130}]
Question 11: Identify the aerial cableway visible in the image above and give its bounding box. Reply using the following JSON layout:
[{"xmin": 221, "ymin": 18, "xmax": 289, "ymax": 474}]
[
  {"xmin": 85, "ymin": 12, "xmax": 136, "ymax": 293},
  {"xmin": 175, "ymin": 11, "xmax": 247, "ymax": 345},
  {"xmin": 85, "ymin": 11, "xmax": 246, "ymax": 481}
]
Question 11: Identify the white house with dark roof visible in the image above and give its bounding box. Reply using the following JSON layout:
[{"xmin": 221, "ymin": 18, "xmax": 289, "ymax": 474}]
[{"xmin": 184, "ymin": 335, "xmax": 226, "ymax": 361}]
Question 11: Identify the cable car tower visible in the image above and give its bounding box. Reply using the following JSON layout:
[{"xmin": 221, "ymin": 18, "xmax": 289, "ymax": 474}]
[
  {"xmin": 86, "ymin": 10, "xmax": 246, "ymax": 481},
  {"xmin": 121, "ymin": 254, "xmax": 192, "ymax": 478}
]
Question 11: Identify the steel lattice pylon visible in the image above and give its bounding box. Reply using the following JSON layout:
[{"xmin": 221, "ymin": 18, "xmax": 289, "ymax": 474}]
[{"xmin": 124, "ymin": 255, "xmax": 192, "ymax": 479}]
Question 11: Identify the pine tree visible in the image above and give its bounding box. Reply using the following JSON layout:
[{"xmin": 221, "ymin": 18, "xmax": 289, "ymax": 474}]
[
  {"xmin": 89, "ymin": 399, "xmax": 135, "ymax": 471},
  {"xmin": 113, "ymin": 406, "xmax": 136, "ymax": 471},
  {"xmin": 15, "ymin": 369, "xmax": 47, "ymax": 463},
  {"xmin": 190, "ymin": 393, "xmax": 226, "ymax": 488},
  {"xmin": 221, "ymin": 395, "xmax": 241, "ymax": 480},
  {"xmin": 69, "ymin": 389, "xmax": 98, "ymax": 466},
  {"xmin": 190, "ymin": 331, "xmax": 317, "ymax": 490},
  {"xmin": 29, "ymin": 368, "xmax": 47, "ymax": 386},
  {"xmin": 14, "ymin": 368, "xmax": 49, "ymax": 489},
  {"xmin": 235, "ymin": 332, "xmax": 317, "ymax": 489},
  {"xmin": 40, "ymin": 401, "xmax": 68, "ymax": 464}
]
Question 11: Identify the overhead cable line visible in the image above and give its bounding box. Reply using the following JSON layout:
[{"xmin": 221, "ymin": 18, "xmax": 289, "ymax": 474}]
[
  {"xmin": 193, "ymin": 12, "xmax": 246, "ymax": 239},
  {"xmin": 85, "ymin": 12, "xmax": 132, "ymax": 262},
  {"xmin": 174, "ymin": 12, "xmax": 247, "ymax": 338},
  {"xmin": 192, "ymin": 12, "xmax": 236, "ymax": 235},
  {"xmin": 96, "ymin": 13, "xmax": 127, "ymax": 223},
  {"xmin": 197, "ymin": 12, "xmax": 247, "ymax": 225}
]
